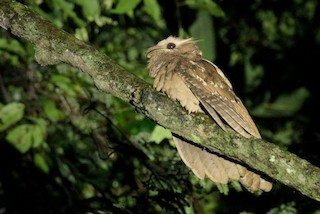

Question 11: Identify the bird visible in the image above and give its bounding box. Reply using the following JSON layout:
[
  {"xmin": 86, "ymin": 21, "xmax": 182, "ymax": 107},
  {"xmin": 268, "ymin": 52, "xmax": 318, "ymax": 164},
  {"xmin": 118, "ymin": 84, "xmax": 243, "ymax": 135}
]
[{"xmin": 146, "ymin": 36, "xmax": 272, "ymax": 192}]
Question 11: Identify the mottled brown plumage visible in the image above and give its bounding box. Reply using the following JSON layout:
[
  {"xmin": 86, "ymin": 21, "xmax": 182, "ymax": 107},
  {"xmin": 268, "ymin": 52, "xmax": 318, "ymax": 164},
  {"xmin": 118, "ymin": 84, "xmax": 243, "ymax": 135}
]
[{"xmin": 147, "ymin": 36, "xmax": 272, "ymax": 192}]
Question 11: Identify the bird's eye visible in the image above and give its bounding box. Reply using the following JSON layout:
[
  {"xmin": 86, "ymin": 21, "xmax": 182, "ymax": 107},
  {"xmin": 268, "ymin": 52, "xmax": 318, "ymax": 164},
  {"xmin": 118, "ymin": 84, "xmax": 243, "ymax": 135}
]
[{"xmin": 166, "ymin": 43, "xmax": 176, "ymax": 49}]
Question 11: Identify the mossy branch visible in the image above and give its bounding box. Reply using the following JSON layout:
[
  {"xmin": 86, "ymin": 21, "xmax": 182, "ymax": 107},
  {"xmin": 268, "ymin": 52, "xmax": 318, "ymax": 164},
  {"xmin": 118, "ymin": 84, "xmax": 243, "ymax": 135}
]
[{"xmin": 1, "ymin": 0, "xmax": 319, "ymax": 202}]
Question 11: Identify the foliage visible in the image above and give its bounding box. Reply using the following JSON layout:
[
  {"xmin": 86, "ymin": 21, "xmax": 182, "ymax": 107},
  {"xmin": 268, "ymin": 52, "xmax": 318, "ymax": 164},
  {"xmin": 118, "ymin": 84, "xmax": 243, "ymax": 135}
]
[{"xmin": 0, "ymin": 0, "xmax": 320, "ymax": 213}]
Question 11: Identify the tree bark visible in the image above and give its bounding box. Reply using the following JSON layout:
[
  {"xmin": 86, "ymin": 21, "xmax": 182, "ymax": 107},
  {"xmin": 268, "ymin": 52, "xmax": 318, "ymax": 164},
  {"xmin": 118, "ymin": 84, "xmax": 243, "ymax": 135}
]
[{"xmin": 1, "ymin": 0, "xmax": 319, "ymax": 202}]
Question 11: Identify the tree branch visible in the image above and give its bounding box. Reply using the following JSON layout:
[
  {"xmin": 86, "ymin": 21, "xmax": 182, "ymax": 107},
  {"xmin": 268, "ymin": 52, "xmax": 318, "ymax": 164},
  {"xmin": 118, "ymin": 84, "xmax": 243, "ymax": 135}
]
[{"xmin": 1, "ymin": 0, "xmax": 319, "ymax": 202}]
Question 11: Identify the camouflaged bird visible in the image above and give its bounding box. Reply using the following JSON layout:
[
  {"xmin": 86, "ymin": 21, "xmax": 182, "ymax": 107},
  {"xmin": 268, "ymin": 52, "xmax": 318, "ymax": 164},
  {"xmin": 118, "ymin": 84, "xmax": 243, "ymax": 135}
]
[{"xmin": 147, "ymin": 36, "xmax": 272, "ymax": 192}]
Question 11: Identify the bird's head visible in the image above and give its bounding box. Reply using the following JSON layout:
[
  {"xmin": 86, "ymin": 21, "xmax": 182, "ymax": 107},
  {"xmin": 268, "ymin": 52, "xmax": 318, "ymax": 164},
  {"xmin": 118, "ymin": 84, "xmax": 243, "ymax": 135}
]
[{"xmin": 147, "ymin": 36, "xmax": 202, "ymax": 59}]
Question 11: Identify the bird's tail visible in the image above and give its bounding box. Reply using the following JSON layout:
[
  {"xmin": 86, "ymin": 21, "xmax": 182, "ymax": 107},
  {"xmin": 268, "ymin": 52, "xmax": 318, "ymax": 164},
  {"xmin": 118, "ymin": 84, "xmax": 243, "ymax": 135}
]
[{"xmin": 173, "ymin": 136, "xmax": 272, "ymax": 192}]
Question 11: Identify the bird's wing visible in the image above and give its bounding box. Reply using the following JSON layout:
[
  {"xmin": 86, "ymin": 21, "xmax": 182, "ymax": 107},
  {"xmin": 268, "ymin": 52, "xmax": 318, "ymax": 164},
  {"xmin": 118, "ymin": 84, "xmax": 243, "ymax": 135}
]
[{"xmin": 176, "ymin": 59, "xmax": 261, "ymax": 139}]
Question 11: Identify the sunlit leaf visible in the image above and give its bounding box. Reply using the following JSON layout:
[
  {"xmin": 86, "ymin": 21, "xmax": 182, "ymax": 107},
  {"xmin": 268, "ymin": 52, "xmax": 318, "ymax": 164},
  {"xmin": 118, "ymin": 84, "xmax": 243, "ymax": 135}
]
[
  {"xmin": 149, "ymin": 125, "xmax": 172, "ymax": 143},
  {"xmin": 75, "ymin": 27, "xmax": 89, "ymax": 41},
  {"xmin": 6, "ymin": 124, "xmax": 33, "ymax": 153},
  {"xmin": 94, "ymin": 16, "xmax": 118, "ymax": 27},
  {"xmin": 0, "ymin": 102, "xmax": 25, "ymax": 131}
]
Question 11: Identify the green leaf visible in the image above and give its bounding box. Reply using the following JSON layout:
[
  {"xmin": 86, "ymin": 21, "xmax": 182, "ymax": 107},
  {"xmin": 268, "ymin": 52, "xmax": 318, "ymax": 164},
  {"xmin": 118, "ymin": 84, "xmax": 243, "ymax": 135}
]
[
  {"xmin": 44, "ymin": 99, "xmax": 66, "ymax": 122},
  {"xmin": 112, "ymin": 0, "xmax": 141, "ymax": 17},
  {"xmin": 186, "ymin": 0, "xmax": 225, "ymax": 17},
  {"xmin": 244, "ymin": 52, "xmax": 265, "ymax": 92},
  {"xmin": 272, "ymin": 121, "xmax": 301, "ymax": 146},
  {"xmin": 0, "ymin": 102, "xmax": 25, "ymax": 131},
  {"xmin": 51, "ymin": 74, "xmax": 76, "ymax": 96},
  {"xmin": 252, "ymin": 87, "xmax": 310, "ymax": 117},
  {"xmin": 274, "ymin": 87, "xmax": 310, "ymax": 113},
  {"xmin": 94, "ymin": 16, "xmax": 117, "ymax": 27},
  {"xmin": 189, "ymin": 10, "xmax": 216, "ymax": 61},
  {"xmin": 6, "ymin": 121, "xmax": 46, "ymax": 153},
  {"xmin": 74, "ymin": 0, "xmax": 101, "ymax": 21},
  {"xmin": 149, "ymin": 125, "xmax": 172, "ymax": 143},
  {"xmin": 75, "ymin": 27, "xmax": 89, "ymax": 41},
  {"xmin": 0, "ymin": 39, "xmax": 27, "ymax": 58},
  {"xmin": 267, "ymin": 201, "xmax": 297, "ymax": 214},
  {"xmin": 34, "ymin": 153, "xmax": 50, "ymax": 174},
  {"xmin": 6, "ymin": 124, "xmax": 33, "ymax": 153},
  {"xmin": 178, "ymin": 27, "xmax": 189, "ymax": 38},
  {"xmin": 30, "ymin": 118, "xmax": 47, "ymax": 148},
  {"xmin": 143, "ymin": 0, "xmax": 162, "ymax": 24}
]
